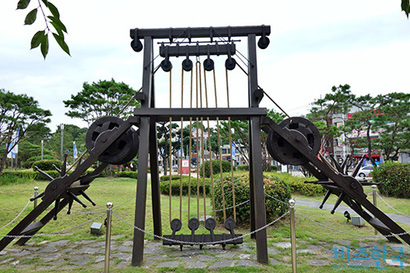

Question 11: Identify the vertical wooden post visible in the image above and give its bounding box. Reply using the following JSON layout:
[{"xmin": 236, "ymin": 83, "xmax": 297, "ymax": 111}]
[
  {"xmin": 248, "ymin": 34, "xmax": 268, "ymax": 264},
  {"xmin": 132, "ymin": 36, "xmax": 153, "ymax": 266}
]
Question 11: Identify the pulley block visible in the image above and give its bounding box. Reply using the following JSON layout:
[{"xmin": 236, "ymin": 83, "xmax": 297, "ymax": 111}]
[
  {"xmin": 267, "ymin": 117, "xmax": 321, "ymax": 165},
  {"xmin": 85, "ymin": 116, "xmax": 139, "ymax": 165}
]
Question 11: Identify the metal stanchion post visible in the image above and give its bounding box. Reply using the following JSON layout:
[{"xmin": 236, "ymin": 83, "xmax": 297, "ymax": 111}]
[
  {"xmin": 105, "ymin": 202, "xmax": 113, "ymax": 273},
  {"xmin": 289, "ymin": 199, "xmax": 297, "ymax": 273},
  {"xmin": 33, "ymin": 187, "xmax": 38, "ymax": 221},
  {"xmin": 372, "ymin": 185, "xmax": 377, "ymax": 235},
  {"xmin": 33, "ymin": 187, "xmax": 38, "ymax": 208}
]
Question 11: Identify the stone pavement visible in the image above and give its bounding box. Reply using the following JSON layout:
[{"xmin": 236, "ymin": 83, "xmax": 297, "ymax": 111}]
[{"xmin": 1, "ymin": 235, "xmax": 409, "ymax": 271}]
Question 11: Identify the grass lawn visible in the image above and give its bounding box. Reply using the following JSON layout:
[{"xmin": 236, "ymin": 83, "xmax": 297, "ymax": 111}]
[{"xmin": 0, "ymin": 176, "xmax": 409, "ymax": 272}]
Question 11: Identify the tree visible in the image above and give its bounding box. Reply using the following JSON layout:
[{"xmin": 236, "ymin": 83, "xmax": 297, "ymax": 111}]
[
  {"xmin": 307, "ymin": 84, "xmax": 354, "ymax": 158},
  {"xmin": 372, "ymin": 92, "xmax": 410, "ymax": 161},
  {"xmin": 219, "ymin": 109, "xmax": 285, "ymax": 170},
  {"xmin": 404, "ymin": 0, "xmax": 410, "ymax": 18},
  {"xmin": 46, "ymin": 124, "xmax": 87, "ymax": 162},
  {"xmin": 0, "ymin": 89, "xmax": 51, "ymax": 174},
  {"xmin": 157, "ymin": 121, "xmax": 179, "ymax": 175},
  {"xmin": 16, "ymin": 0, "xmax": 70, "ymax": 58},
  {"xmin": 344, "ymin": 94, "xmax": 380, "ymax": 166},
  {"xmin": 63, "ymin": 79, "xmax": 140, "ymax": 125}
]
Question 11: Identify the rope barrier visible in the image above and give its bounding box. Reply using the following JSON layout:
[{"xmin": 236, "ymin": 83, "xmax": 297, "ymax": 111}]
[
  {"xmin": 376, "ymin": 192, "xmax": 408, "ymax": 216},
  {"xmin": 112, "ymin": 210, "xmax": 289, "ymax": 245},
  {"xmin": 0, "ymin": 200, "xmax": 31, "ymax": 231},
  {"xmin": 0, "ymin": 214, "xmax": 104, "ymax": 238},
  {"xmin": 296, "ymin": 211, "xmax": 409, "ymax": 238}
]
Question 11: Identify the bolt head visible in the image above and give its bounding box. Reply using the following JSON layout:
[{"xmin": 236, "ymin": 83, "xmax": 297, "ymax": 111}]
[
  {"xmin": 106, "ymin": 202, "xmax": 113, "ymax": 209},
  {"xmin": 34, "ymin": 186, "xmax": 39, "ymax": 190},
  {"xmin": 289, "ymin": 199, "xmax": 295, "ymax": 206}
]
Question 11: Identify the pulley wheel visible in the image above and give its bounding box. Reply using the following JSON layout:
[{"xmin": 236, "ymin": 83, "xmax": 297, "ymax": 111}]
[
  {"xmin": 182, "ymin": 58, "xmax": 193, "ymax": 71},
  {"xmin": 161, "ymin": 59, "xmax": 173, "ymax": 72},
  {"xmin": 267, "ymin": 117, "xmax": 321, "ymax": 165},
  {"xmin": 225, "ymin": 57, "xmax": 236, "ymax": 70},
  {"xmin": 203, "ymin": 58, "xmax": 214, "ymax": 71},
  {"xmin": 85, "ymin": 116, "xmax": 139, "ymax": 165}
]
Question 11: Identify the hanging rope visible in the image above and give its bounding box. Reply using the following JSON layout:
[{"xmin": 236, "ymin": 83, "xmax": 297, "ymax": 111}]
[
  {"xmin": 168, "ymin": 68, "xmax": 173, "ymax": 223},
  {"xmin": 188, "ymin": 67, "xmax": 194, "ymax": 222},
  {"xmin": 213, "ymin": 68, "xmax": 227, "ymax": 222},
  {"xmin": 203, "ymin": 66, "xmax": 216, "ymax": 219},
  {"xmin": 179, "ymin": 66, "xmax": 185, "ymax": 220},
  {"xmin": 225, "ymin": 67, "xmax": 236, "ymax": 221},
  {"xmin": 195, "ymin": 60, "xmax": 201, "ymax": 219}
]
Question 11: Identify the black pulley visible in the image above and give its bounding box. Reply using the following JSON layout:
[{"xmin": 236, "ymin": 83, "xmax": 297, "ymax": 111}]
[
  {"xmin": 161, "ymin": 59, "xmax": 173, "ymax": 72},
  {"xmin": 188, "ymin": 218, "xmax": 200, "ymax": 231},
  {"xmin": 258, "ymin": 36, "xmax": 270, "ymax": 49},
  {"xmin": 266, "ymin": 117, "xmax": 321, "ymax": 165},
  {"xmin": 203, "ymin": 58, "xmax": 214, "ymax": 71},
  {"xmin": 130, "ymin": 39, "xmax": 143, "ymax": 52},
  {"xmin": 85, "ymin": 116, "xmax": 139, "ymax": 165},
  {"xmin": 225, "ymin": 57, "xmax": 236, "ymax": 70},
  {"xmin": 182, "ymin": 58, "xmax": 193, "ymax": 71}
]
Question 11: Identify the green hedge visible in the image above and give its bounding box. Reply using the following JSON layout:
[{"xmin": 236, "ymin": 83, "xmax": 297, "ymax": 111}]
[
  {"xmin": 160, "ymin": 175, "xmax": 182, "ymax": 182},
  {"xmin": 373, "ymin": 161, "xmax": 410, "ymax": 198},
  {"xmin": 271, "ymin": 172, "xmax": 326, "ymax": 196},
  {"xmin": 32, "ymin": 159, "xmax": 62, "ymax": 171},
  {"xmin": 199, "ymin": 160, "xmax": 233, "ymax": 178},
  {"xmin": 2, "ymin": 170, "xmax": 61, "ymax": 181},
  {"xmin": 22, "ymin": 155, "xmax": 55, "ymax": 169},
  {"xmin": 159, "ymin": 175, "xmax": 213, "ymax": 196},
  {"xmin": 214, "ymin": 172, "xmax": 291, "ymax": 225},
  {"xmin": 117, "ymin": 171, "xmax": 138, "ymax": 179}
]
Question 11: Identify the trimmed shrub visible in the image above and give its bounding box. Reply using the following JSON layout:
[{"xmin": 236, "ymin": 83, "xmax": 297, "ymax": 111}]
[
  {"xmin": 271, "ymin": 172, "xmax": 326, "ymax": 196},
  {"xmin": 236, "ymin": 165, "xmax": 249, "ymax": 172},
  {"xmin": 32, "ymin": 159, "xmax": 62, "ymax": 171},
  {"xmin": 159, "ymin": 175, "xmax": 213, "ymax": 196},
  {"xmin": 214, "ymin": 172, "xmax": 291, "ymax": 225},
  {"xmin": 118, "ymin": 171, "xmax": 138, "ymax": 179},
  {"xmin": 200, "ymin": 159, "xmax": 233, "ymax": 178},
  {"xmin": 22, "ymin": 155, "xmax": 55, "ymax": 169},
  {"xmin": 373, "ymin": 161, "xmax": 410, "ymax": 198},
  {"xmin": 2, "ymin": 170, "xmax": 61, "ymax": 181},
  {"xmin": 160, "ymin": 175, "xmax": 182, "ymax": 182}
]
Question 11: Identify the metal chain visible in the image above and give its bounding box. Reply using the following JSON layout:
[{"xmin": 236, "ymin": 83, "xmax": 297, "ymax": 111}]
[
  {"xmin": 112, "ymin": 210, "xmax": 289, "ymax": 245},
  {"xmin": 0, "ymin": 200, "xmax": 31, "ymax": 230}
]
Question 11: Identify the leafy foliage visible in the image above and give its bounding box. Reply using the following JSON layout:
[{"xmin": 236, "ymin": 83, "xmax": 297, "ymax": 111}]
[
  {"xmin": 0, "ymin": 89, "xmax": 51, "ymax": 174},
  {"xmin": 403, "ymin": 0, "xmax": 410, "ymax": 18},
  {"xmin": 22, "ymin": 154, "xmax": 54, "ymax": 169},
  {"xmin": 63, "ymin": 79, "xmax": 140, "ymax": 125},
  {"xmin": 199, "ymin": 159, "xmax": 232, "ymax": 178},
  {"xmin": 117, "ymin": 171, "xmax": 138, "ymax": 179},
  {"xmin": 307, "ymin": 84, "xmax": 353, "ymax": 156},
  {"xmin": 159, "ymin": 175, "xmax": 213, "ymax": 196},
  {"xmin": 373, "ymin": 161, "xmax": 410, "ymax": 198},
  {"xmin": 214, "ymin": 172, "xmax": 291, "ymax": 225},
  {"xmin": 32, "ymin": 159, "xmax": 62, "ymax": 171},
  {"xmin": 17, "ymin": 0, "xmax": 70, "ymax": 58},
  {"xmin": 372, "ymin": 92, "xmax": 410, "ymax": 161},
  {"xmin": 272, "ymin": 172, "xmax": 326, "ymax": 196}
]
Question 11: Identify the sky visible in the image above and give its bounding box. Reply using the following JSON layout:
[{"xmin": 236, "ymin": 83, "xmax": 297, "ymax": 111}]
[{"xmin": 0, "ymin": 0, "xmax": 409, "ymax": 132}]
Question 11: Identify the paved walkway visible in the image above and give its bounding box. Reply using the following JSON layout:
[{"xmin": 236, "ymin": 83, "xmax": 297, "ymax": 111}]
[
  {"xmin": 1, "ymin": 236, "xmax": 409, "ymax": 271},
  {"xmin": 1, "ymin": 197, "xmax": 409, "ymax": 271}
]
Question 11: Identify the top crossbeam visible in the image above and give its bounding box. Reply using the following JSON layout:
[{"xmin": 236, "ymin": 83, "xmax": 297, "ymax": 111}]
[{"xmin": 130, "ymin": 25, "xmax": 270, "ymax": 40}]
